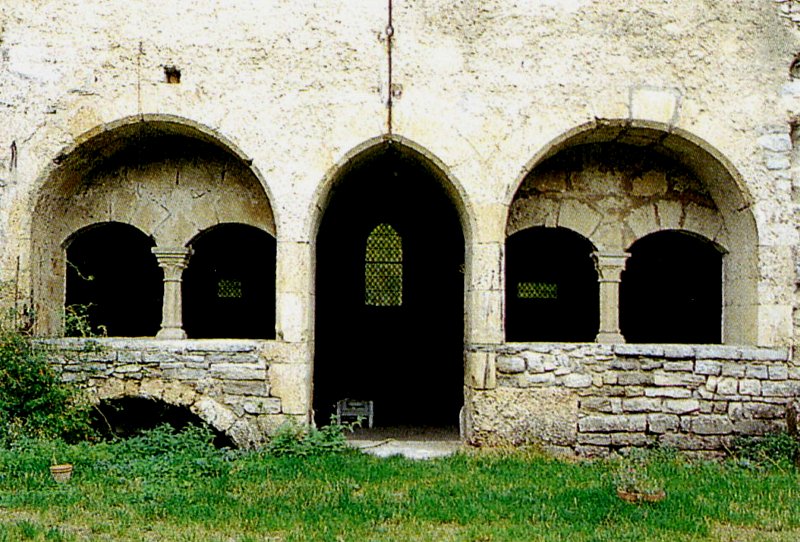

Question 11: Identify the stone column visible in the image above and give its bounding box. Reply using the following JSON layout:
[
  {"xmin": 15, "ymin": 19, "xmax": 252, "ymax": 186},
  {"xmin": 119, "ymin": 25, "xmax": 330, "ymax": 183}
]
[
  {"xmin": 152, "ymin": 247, "xmax": 192, "ymax": 340},
  {"xmin": 593, "ymin": 251, "xmax": 629, "ymax": 344}
]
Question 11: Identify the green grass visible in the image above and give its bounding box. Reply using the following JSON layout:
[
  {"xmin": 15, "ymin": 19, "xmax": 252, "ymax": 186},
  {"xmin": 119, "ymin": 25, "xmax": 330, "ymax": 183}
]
[{"xmin": 0, "ymin": 432, "xmax": 799, "ymax": 541}]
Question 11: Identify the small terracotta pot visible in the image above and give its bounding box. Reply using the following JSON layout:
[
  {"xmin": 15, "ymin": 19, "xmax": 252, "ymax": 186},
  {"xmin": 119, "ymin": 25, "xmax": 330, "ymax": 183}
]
[
  {"xmin": 616, "ymin": 487, "xmax": 666, "ymax": 503},
  {"xmin": 49, "ymin": 463, "xmax": 73, "ymax": 483}
]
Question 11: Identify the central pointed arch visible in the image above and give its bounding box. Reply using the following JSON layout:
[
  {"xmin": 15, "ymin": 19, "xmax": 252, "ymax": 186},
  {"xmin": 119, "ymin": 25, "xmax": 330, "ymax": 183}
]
[{"xmin": 313, "ymin": 137, "xmax": 468, "ymax": 431}]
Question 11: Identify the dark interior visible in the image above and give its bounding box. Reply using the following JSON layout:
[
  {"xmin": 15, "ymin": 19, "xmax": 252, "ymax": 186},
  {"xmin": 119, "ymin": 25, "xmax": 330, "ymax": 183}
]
[
  {"xmin": 314, "ymin": 145, "xmax": 464, "ymax": 428},
  {"xmin": 505, "ymin": 227, "xmax": 599, "ymax": 342},
  {"xmin": 65, "ymin": 222, "xmax": 161, "ymax": 337},
  {"xmin": 92, "ymin": 397, "xmax": 234, "ymax": 448},
  {"xmin": 620, "ymin": 230, "xmax": 723, "ymax": 344},
  {"xmin": 182, "ymin": 224, "xmax": 276, "ymax": 339}
]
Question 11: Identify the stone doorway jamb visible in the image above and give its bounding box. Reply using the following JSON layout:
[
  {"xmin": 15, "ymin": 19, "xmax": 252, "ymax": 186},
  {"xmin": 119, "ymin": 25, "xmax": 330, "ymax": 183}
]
[
  {"xmin": 593, "ymin": 251, "xmax": 629, "ymax": 344},
  {"xmin": 152, "ymin": 247, "xmax": 193, "ymax": 340}
]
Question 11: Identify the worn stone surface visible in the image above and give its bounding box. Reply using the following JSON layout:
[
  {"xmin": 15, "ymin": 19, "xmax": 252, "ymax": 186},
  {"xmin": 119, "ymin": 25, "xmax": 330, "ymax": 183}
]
[{"xmin": 1, "ymin": 1, "xmax": 799, "ymax": 454}]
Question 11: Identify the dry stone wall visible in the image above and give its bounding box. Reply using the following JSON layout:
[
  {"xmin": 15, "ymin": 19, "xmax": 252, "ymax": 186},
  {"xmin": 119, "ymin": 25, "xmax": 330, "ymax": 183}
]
[
  {"xmin": 48, "ymin": 338, "xmax": 294, "ymax": 448},
  {"xmin": 467, "ymin": 344, "xmax": 798, "ymax": 455}
]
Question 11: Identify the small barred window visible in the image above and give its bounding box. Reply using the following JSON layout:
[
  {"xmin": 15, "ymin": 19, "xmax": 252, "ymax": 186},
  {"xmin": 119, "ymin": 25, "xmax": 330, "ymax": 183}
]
[
  {"xmin": 517, "ymin": 281, "xmax": 558, "ymax": 300},
  {"xmin": 365, "ymin": 223, "xmax": 402, "ymax": 306},
  {"xmin": 217, "ymin": 279, "xmax": 243, "ymax": 299}
]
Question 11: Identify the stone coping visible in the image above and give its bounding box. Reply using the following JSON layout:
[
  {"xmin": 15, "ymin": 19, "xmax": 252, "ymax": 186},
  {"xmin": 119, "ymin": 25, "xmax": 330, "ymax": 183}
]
[{"xmin": 473, "ymin": 342, "xmax": 791, "ymax": 361}]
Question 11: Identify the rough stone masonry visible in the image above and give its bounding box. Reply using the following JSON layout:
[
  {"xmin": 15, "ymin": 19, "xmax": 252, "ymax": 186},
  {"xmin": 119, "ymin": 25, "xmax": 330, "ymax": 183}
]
[{"xmin": 2, "ymin": 1, "xmax": 800, "ymax": 452}]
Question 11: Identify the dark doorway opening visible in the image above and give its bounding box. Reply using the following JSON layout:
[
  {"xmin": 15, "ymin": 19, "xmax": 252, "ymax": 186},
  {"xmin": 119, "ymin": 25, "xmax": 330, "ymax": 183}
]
[
  {"xmin": 314, "ymin": 145, "xmax": 464, "ymax": 430},
  {"xmin": 620, "ymin": 230, "xmax": 723, "ymax": 344},
  {"xmin": 65, "ymin": 222, "xmax": 161, "ymax": 337},
  {"xmin": 92, "ymin": 397, "xmax": 234, "ymax": 448},
  {"xmin": 183, "ymin": 224, "xmax": 276, "ymax": 339},
  {"xmin": 505, "ymin": 227, "xmax": 599, "ymax": 342}
]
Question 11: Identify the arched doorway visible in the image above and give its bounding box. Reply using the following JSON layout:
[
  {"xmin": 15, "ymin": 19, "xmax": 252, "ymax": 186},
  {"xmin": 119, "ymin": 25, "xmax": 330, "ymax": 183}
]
[{"xmin": 314, "ymin": 143, "xmax": 465, "ymax": 431}]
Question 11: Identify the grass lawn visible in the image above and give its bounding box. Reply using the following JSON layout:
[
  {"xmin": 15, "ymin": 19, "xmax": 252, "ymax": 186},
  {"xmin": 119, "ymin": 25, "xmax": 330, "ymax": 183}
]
[{"xmin": 0, "ymin": 428, "xmax": 798, "ymax": 542}]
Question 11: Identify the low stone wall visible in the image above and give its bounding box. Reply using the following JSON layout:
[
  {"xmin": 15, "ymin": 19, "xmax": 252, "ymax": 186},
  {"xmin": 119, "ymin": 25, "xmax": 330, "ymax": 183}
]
[
  {"xmin": 467, "ymin": 343, "xmax": 799, "ymax": 456},
  {"xmin": 46, "ymin": 338, "xmax": 295, "ymax": 448}
]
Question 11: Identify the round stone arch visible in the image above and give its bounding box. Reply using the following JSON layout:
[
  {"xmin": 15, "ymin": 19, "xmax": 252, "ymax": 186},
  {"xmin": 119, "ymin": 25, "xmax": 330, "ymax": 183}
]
[
  {"xmin": 506, "ymin": 119, "xmax": 758, "ymax": 345},
  {"xmin": 310, "ymin": 135, "xmax": 474, "ymax": 429},
  {"xmin": 93, "ymin": 377, "xmax": 257, "ymax": 448},
  {"xmin": 30, "ymin": 114, "xmax": 277, "ymax": 336}
]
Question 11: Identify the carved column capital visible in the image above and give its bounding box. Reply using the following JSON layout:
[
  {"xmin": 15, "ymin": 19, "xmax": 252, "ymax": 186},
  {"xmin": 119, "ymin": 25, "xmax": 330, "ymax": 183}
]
[{"xmin": 593, "ymin": 251, "xmax": 630, "ymax": 282}]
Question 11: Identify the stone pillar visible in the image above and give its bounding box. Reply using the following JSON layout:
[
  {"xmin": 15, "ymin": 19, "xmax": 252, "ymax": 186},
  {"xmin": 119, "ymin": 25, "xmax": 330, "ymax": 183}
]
[
  {"xmin": 152, "ymin": 247, "xmax": 192, "ymax": 340},
  {"xmin": 593, "ymin": 251, "xmax": 629, "ymax": 344}
]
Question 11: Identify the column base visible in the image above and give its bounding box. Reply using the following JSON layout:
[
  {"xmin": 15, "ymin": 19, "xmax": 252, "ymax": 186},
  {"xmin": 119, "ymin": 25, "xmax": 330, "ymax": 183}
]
[
  {"xmin": 596, "ymin": 332, "xmax": 625, "ymax": 344},
  {"xmin": 156, "ymin": 327, "xmax": 187, "ymax": 340}
]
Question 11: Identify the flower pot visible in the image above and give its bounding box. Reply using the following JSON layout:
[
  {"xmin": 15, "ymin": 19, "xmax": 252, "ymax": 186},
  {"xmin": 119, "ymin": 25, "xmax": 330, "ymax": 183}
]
[
  {"xmin": 49, "ymin": 463, "xmax": 73, "ymax": 483},
  {"xmin": 616, "ymin": 487, "xmax": 666, "ymax": 503}
]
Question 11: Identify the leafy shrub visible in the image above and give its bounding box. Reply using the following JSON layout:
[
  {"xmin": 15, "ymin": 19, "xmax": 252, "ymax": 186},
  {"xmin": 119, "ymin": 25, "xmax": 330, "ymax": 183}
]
[
  {"xmin": 265, "ymin": 418, "xmax": 357, "ymax": 457},
  {"xmin": 94, "ymin": 424, "xmax": 235, "ymax": 481},
  {"xmin": 730, "ymin": 432, "xmax": 800, "ymax": 469},
  {"xmin": 0, "ymin": 331, "xmax": 94, "ymax": 445}
]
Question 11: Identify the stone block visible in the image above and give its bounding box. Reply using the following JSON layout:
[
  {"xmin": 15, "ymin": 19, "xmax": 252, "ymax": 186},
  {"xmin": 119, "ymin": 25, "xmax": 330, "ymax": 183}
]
[
  {"xmin": 621, "ymin": 397, "xmax": 662, "ymax": 413},
  {"xmin": 768, "ymin": 365, "xmax": 789, "ymax": 380},
  {"xmin": 695, "ymin": 360, "xmax": 722, "ymax": 376},
  {"xmin": 654, "ymin": 373, "xmax": 705, "ymax": 387},
  {"xmin": 613, "ymin": 344, "xmax": 664, "ymax": 357},
  {"xmin": 522, "ymin": 352, "xmax": 546, "ymax": 373},
  {"xmin": 662, "ymin": 345, "xmax": 696, "ymax": 360},
  {"xmin": 579, "ymin": 397, "xmax": 619, "ymax": 413},
  {"xmin": 741, "ymin": 402, "xmax": 785, "ymax": 420},
  {"xmin": 738, "ymin": 379, "xmax": 761, "ymax": 396},
  {"xmin": 519, "ymin": 373, "xmax": 556, "ymax": 387},
  {"xmin": 691, "ymin": 415, "xmax": 734, "ymax": 435},
  {"xmin": 762, "ymin": 381, "xmax": 800, "ymax": 397},
  {"xmin": 242, "ymin": 397, "xmax": 282, "ymax": 415},
  {"xmin": 617, "ymin": 372, "xmax": 653, "ymax": 386},
  {"xmin": 611, "ymin": 432, "xmax": 652, "ymax": 447},
  {"xmin": 733, "ymin": 419, "xmax": 782, "ymax": 436},
  {"xmin": 658, "ymin": 433, "xmax": 722, "ymax": 451},
  {"xmin": 630, "ymin": 86, "xmax": 680, "ymax": 124},
  {"xmin": 745, "ymin": 365, "xmax": 769, "ymax": 379},
  {"xmin": 578, "ymin": 414, "xmax": 647, "ymax": 433},
  {"xmin": 577, "ymin": 433, "xmax": 611, "ymax": 446},
  {"xmin": 648, "ymin": 414, "xmax": 679, "ymax": 433},
  {"xmin": 644, "ymin": 387, "xmax": 691, "ymax": 398},
  {"xmin": 664, "ymin": 399, "xmax": 700, "ymax": 414},
  {"xmin": 694, "ymin": 346, "xmax": 738, "ymax": 360},
  {"xmin": 738, "ymin": 347, "xmax": 789, "ymax": 362},
  {"xmin": 562, "ymin": 373, "xmax": 592, "ymax": 388},
  {"xmin": 210, "ymin": 363, "xmax": 266, "ymax": 380},
  {"xmin": 716, "ymin": 378, "xmax": 739, "ymax": 396},
  {"xmin": 494, "ymin": 355, "xmax": 523, "ymax": 374},
  {"xmin": 663, "ymin": 361, "xmax": 693, "ymax": 372},
  {"xmin": 721, "ymin": 363, "xmax": 746, "ymax": 378},
  {"xmin": 222, "ymin": 380, "xmax": 269, "ymax": 396}
]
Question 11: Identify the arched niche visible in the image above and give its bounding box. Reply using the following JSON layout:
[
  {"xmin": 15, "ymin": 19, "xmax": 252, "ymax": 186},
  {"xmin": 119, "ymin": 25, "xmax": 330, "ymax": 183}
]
[
  {"xmin": 31, "ymin": 116, "xmax": 276, "ymax": 336},
  {"xmin": 183, "ymin": 223, "xmax": 276, "ymax": 339},
  {"xmin": 507, "ymin": 121, "xmax": 757, "ymax": 345},
  {"xmin": 505, "ymin": 227, "xmax": 598, "ymax": 342},
  {"xmin": 313, "ymin": 139, "xmax": 467, "ymax": 430},
  {"xmin": 620, "ymin": 230, "xmax": 724, "ymax": 344},
  {"xmin": 64, "ymin": 222, "xmax": 161, "ymax": 337}
]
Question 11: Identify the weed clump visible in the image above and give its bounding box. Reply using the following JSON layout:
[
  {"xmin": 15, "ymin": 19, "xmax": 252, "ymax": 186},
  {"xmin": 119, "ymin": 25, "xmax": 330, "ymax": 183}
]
[{"xmin": 265, "ymin": 418, "xmax": 358, "ymax": 457}]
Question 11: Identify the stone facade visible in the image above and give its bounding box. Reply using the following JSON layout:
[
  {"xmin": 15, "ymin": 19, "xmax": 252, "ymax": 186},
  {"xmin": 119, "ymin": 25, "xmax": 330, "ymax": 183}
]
[{"xmin": 1, "ymin": 1, "xmax": 800, "ymax": 452}]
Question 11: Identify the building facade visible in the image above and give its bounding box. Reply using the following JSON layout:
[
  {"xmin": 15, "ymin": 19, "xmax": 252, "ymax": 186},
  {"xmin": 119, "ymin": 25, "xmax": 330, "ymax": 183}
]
[{"xmin": 2, "ymin": 1, "xmax": 800, "ymax": 452}]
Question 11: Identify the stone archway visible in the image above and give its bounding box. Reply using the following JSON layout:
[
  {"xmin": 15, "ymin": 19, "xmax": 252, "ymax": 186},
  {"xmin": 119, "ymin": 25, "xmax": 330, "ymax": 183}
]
[
  {"xmin": 31, "ymin": 116, "xmax": 276, "ymax": 337},
  {"xmin": 313, "ymin": 140, "xmax": 466, "ymax": 430},
  {"xmin": 506, "ymin": 120, "xmax": 759, "ymax": 345}
]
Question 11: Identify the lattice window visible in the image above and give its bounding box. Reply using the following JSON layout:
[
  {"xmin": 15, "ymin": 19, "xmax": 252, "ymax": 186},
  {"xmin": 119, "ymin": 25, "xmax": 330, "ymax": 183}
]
[
  {"xmin": 217, "ymin": 279, "xmax": 243, "ymax": 299},
  {"xmin": 365, "ymin": 223, "xmax": 402, "ymax": 306},
  {"xmin": 517, "ymin": 281, "xmax": 557, "ymax": 300}
]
